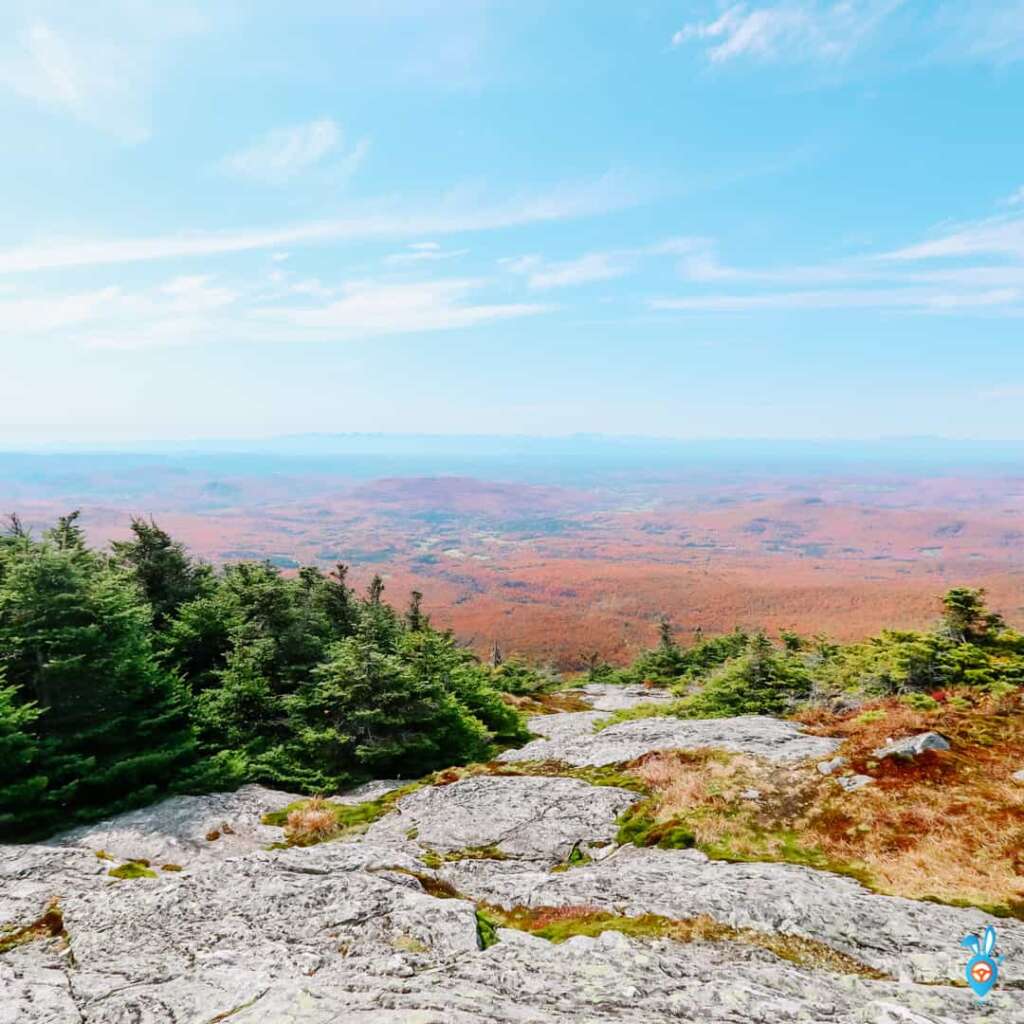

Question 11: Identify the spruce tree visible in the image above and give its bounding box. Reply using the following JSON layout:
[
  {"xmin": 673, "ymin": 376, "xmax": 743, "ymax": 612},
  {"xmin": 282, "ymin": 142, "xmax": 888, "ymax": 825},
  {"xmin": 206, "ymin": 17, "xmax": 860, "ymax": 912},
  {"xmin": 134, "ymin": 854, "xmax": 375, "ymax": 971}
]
[
  {"xmin": 111, "ymin": 517, "xmax": 207, "ymax": 629},
  {"xmin": 285, "ymin": 628, "xmax": 490, "ymax": 783},
  {"xmin": 0, "ymin": 534, "xmax": 196, "ymax": 826},
  {"xmin": 0, "ymin": 672, "xmax": 52, "ymax": 840}
]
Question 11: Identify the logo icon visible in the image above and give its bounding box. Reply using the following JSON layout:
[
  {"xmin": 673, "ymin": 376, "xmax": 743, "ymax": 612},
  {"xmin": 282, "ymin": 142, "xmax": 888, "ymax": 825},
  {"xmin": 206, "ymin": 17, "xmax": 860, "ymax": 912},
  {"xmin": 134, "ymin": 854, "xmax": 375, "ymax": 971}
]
[{"xmin": 961, "ymin": 925, "xmax": 1002, "ymax": 1001}]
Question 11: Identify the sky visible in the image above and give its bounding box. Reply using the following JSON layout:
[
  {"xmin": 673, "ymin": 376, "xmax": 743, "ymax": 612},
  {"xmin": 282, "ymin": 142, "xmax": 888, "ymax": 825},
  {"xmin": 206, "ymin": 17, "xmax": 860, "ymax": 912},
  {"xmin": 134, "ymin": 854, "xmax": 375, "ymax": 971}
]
[{"xmin": 1, "ymin": 0, "xmax": 1023, "ymax": 444}]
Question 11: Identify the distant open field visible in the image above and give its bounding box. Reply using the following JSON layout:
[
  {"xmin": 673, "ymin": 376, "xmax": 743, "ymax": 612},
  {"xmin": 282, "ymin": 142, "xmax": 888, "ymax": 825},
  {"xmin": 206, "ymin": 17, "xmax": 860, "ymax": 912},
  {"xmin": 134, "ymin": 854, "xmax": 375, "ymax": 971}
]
[{"xmin": 4, "ymin": 438, "xmax": 1024, "ymax": 667}]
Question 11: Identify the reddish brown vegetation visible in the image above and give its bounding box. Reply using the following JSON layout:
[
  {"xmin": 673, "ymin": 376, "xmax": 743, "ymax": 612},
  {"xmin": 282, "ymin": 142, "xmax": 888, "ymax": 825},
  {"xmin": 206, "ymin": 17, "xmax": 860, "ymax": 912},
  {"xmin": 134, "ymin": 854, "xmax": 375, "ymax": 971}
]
[
  {"xmin": 631, "ymin": 692, "xmax": 1024, "ymax": 914},
  {"xmin": 9, "ymin": 472, "xmax": 1024, "ymax": 667}
]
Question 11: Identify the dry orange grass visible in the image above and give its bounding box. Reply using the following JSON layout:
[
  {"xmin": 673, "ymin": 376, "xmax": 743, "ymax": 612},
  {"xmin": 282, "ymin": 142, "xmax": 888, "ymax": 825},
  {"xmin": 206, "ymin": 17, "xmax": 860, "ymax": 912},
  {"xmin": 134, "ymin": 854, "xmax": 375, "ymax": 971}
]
[
  {"xmin": 284, "ymin": 797, "xmax": 338, "ymax": 845},
  {"xmin": 627, "ymin": 691, "xmax": 1024, "ymax": 915},
  {"xmin": 795, "ymin": 690, "xmax": 1024, "ymax": 911}
]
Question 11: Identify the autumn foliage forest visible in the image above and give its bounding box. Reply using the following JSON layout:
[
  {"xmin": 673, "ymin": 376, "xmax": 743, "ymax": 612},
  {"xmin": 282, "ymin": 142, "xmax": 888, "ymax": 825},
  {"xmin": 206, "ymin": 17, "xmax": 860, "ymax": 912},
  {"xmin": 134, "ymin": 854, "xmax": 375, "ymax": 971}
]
[{"xmin": 4, "ymin": 440, "xmax": 1024, "ymax": 669}]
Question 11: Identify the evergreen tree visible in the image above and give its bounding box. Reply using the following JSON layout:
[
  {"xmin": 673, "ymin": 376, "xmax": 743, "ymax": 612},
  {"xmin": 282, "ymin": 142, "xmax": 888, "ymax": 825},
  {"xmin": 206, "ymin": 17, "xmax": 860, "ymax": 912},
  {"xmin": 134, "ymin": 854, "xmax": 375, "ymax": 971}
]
[
  {"xmin": 406, "ymin": 590, "xmax": 426, "ymax": 632},
  {"xmin": 0, "ymin": 535, "xmax": 196, "ymax": 827},
  {"xmin": 942, "ymin": 587, "xmax": 1004, "ymax": 645},
  {"xmin": 111, "ymin": 517, "xmax": 208, "ymax": 629},
  {"xmin": 284, "ymin": 630, "xmax": 491, "ymax": 784},
  {"xmin": 47, "ymin": 510, "xmax": 85, "ymax": 551},
  {"xmin": 0, "ymin": 672, "xmax": 51, "ymax": 840},
  {"xmin": 679, "ymin": 635, "xmax": 811, "ymax": 718},
  {"xmin": 399, "ymin": 629, "xmax": 528, "ymax": 746}
]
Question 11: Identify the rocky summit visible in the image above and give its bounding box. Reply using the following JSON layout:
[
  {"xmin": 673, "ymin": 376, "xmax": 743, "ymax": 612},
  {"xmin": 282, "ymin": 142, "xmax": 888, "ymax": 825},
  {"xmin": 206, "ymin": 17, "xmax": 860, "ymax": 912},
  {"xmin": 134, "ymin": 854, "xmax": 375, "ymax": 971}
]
[{"xmin": 2, "ymin": 684, "xmax": 1022, "ymax": 1024}]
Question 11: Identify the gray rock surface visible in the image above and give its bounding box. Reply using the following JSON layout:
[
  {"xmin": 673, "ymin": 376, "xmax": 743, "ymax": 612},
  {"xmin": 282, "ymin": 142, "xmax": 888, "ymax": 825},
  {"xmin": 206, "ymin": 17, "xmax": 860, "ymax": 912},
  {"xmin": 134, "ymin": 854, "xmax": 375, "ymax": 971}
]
[
  {"xmin": 441, "ymin": 845, "xmax": 1024, "ymax": 986},
  {"xmin": 501, "ymin": 713, "xmax": 841, "ymax": 766},
  {"xmin": 818, "ymin": 755, "xmax": 848, "ymax": 775},
  {"xmin": 579, "ymin": 682, "xmax": 677, "ymax": 712},
  {"xmin": 837, "ymin": 774, "xmax": 875, "ymax": 792},
  {"xmin": 872, "ymin": 733, "xmax": 950, "ymax": 760},
  {"xmin": 51, "ymin": 783, "xmax": 300, "ymax": 867},
  {"xmin": 367, "ymin": 775, "xmax": 637, "ymax": 863},
  {"xmin": 1011, "ymin": 768, "xmax": 1024, "ymax": 784},
  {"xmin": 332, "ymin": 778, "xmax": 405, "ymax": 804},
  {"xmin": 4, "ymin": 684, "xmax": 1021, "ymax": 1023}
]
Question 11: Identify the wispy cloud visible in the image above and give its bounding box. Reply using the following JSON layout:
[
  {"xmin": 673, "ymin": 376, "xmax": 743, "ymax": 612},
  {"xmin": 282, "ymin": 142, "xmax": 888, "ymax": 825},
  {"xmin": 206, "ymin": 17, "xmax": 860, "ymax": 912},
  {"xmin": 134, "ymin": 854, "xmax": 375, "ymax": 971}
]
[
  {"xmin": 651, "ymin": 210, "xmax": 1024, "ymax": 316},
  {"xmin": 935, "ymin": 1, "xmax": 1024, "ymax": 66},
  {"xmin": 672, "ymin": 1, "xmax": 904, "ymax": 65},
  {"xmin": 500, "ymin": 237, "xmax": 709, "ymax": 290},
  {"xmin": 652, "ymin": 286, "xmax": 1021, "ymax": 313},
  {"xmin": 384, "ymin": 242, "xmax": 469, "ymax": 265},
  {"xmin": 1006, "ymin": 187, "xmax": 1024, "ymax": 207},
  {"xmin": 254, "ymin": 278, "xmax": 549, "ymax": 341},
  {"xmin": 219, "ymin": 119, "xmax": 369, "ymax": 186},
  {"xmin": 0, "ymin": 174, "xmax": 638, "ymax": 275},
  {"xmin": 501, "ymin": 251, "xmax": 629, "ymax": 289},
  {"xmin": 0, "ymin": 271, "xmax": 549, "ymax": 350},
  {"xmin": 880, "ymin": 215, "xmax": 1024, "ymax": 262},
  {"xmin": 0, "ymin": 4, "xmax": 206, "ymax": 142}
]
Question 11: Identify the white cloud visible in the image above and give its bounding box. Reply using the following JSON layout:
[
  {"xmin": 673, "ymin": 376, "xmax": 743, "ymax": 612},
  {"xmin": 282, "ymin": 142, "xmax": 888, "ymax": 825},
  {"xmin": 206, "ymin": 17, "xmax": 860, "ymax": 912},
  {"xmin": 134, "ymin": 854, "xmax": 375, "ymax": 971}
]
[
  {"xmin": 384, "ymin": 243, "xmax": 470, "ymax": 265},
  {"xmin": 651, "ymin": 286, "xmax": 1022, "ymax": 313},
  {"xmin": 880, "ymin": 215, "xmax": 1024, "ymax": 262},
  {"xmin": 936, "ymin": 2, "xmax": 1024, "ymax": 65},
  {"xmin": 0, "ymin": 287, "xmax": 120, "ymax": 333},
  {"xmin": 0, "ymin": 174, "xmax": 637, "ymax": 275},
  {"xmin": 254, "ymin": 278, "xmax": 549, "ymax": 340},
  {"xmin": 1006, "ymin": 187, "xmax": 1024, "ymax": 207},
  {"xmin": 0, "ymin": 4, "xmax": 206, "ymax": 142},
  {"xmin": 503, "ymin": 251, "xmax": 629, "ymax": 290},
  {"xmin": 0, "ymin": 271, "xmax": 548, "ymax": 350},
  {"xmin": 219, "ymin": 119, "xmax": 369, "ymax": 186},
  {"xmin": 672, "ymin": 1, "xmax": 904, "ymax": 65},
  {"xmin": 651, "ymin": 210, "xmax": 1024, "ymax": 316}
]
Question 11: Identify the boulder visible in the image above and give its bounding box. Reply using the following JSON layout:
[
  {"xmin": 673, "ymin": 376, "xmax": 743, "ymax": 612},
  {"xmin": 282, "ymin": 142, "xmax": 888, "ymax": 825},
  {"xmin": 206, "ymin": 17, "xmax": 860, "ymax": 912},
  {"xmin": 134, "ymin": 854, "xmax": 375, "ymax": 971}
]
[
  {"xmin": 836, "ymin": 774, "xmax": 874, "ymax": 792},
  {"xmin": 872, "ymin": 733, "xmax": 950, "ymax": 761},
  {"xmin": 817, "ymin": 756, "xmax": 847, "ymax": 776}
]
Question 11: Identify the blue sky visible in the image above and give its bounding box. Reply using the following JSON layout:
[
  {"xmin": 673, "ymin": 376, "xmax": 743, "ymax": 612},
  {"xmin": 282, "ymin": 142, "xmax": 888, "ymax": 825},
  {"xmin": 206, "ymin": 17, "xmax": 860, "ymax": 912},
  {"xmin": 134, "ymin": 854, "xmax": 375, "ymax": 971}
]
[{"xmin": 1, "ymin": 1, "xmax": 1023, "ymax": 443}]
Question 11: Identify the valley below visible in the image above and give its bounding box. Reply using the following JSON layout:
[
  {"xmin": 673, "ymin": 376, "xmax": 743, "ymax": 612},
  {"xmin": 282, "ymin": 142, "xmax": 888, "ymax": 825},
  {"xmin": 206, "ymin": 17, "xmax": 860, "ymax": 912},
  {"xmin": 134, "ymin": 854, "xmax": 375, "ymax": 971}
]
[{"xmin": 5, "ymin": 444, "xmax": 1024, "ymax": 667}]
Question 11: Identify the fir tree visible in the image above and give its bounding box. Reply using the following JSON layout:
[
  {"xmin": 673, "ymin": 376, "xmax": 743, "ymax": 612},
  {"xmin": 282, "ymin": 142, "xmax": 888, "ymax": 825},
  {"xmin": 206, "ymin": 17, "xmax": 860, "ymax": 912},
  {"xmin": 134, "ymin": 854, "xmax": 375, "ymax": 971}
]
[
  {"xmin": 0, "ymin": 535, "xmax": 196, "ymax": 826},
  {"xmin": 0, "ymin": 673, "xmax": 51, "ymax": 840},
  {"xmin": 111, "ymin": 517, "xmax": 208, "ymax": 629}
]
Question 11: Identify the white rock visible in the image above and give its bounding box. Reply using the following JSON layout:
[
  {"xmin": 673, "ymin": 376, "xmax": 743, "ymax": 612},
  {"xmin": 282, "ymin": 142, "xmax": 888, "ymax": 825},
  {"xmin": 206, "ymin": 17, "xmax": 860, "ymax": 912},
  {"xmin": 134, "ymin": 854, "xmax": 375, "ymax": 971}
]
[
  {"xmin": 872, "ymin": 733, "xmax": 950, "ymax": 760},
  {"xmin": 837, "ymin": 774, "xmax": 874, "ymax": 792},
  {"xmin": 501, "ymin": 714, "xmax": 841, "ymax": 767},
  {"xmin": 367, "ymin": 775, "xmax": 637, "ymax": 864},
  {"xmin": 817, "ymin": 756, "xmax": 847, "ymax": 776}
]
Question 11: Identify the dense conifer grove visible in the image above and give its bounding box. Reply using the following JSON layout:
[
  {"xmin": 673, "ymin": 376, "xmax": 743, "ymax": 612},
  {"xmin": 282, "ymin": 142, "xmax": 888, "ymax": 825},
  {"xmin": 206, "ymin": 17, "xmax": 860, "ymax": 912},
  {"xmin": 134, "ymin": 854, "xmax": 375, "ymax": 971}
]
[{"xmin": 0, "ymin": 514, "xmax": 529, "ymax": 840}]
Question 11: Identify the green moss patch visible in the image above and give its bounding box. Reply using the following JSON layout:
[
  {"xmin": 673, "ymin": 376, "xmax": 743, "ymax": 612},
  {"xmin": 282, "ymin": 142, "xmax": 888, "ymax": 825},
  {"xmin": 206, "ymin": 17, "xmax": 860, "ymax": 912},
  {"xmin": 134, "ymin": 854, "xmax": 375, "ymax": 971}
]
[
  {"xmin": 551, "ymin": 841, "xmax": 594, "ymax": 872},
  {"xmin": 475, "ymin": 909, "xmax": 501, "ymax": 949},
  {"xmin": 109, "ymin": 861, "xmax": 158, "ymax": 880},
  {"xmin": 261, "ymin": 780, "xmax": 427, "ymax": 846},
  {"xmin": 420, "ymin": 844, "xmax": 508, "ymax": 868},
  {"xmin": 593, "ymin": 701, "xmax": 678, "ymax": 731}
]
